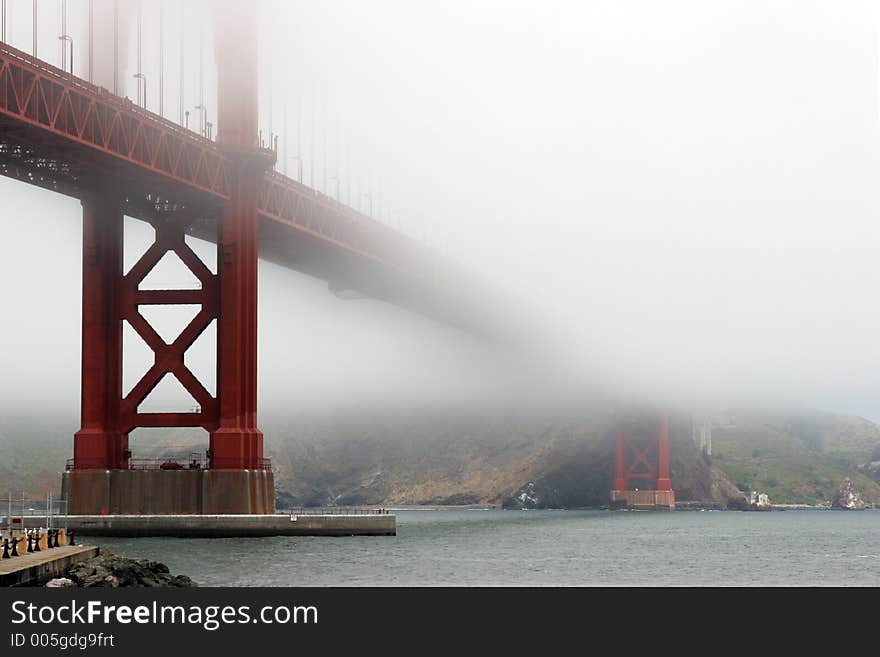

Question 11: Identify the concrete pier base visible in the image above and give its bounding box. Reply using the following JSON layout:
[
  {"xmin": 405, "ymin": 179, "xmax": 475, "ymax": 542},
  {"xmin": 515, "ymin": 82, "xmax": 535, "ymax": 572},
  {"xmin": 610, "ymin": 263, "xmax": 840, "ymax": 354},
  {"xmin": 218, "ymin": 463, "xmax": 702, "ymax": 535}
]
[
  {"xmin": 41, "ymin": 514, "xmax": 396, "ymax": 537},
  {"xmin": 0, "ymin": 545, "xmax": 99, "ymax": 587},
  {"xmin": 610, "ymin": 489, "xmax": 675, "ymax": 510},
  {"xmin": 62, "ymin": 469, "xmax": 275, "ymax": 515}
]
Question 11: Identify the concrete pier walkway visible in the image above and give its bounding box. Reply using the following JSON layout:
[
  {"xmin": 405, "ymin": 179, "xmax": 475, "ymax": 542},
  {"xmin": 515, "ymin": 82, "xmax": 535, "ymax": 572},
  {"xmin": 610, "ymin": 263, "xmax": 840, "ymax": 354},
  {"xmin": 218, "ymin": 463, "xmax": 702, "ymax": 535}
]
[
  {"xmin": 0, "ymin": 545, "xmax": 99, "ymax": 586},
  {"xmin": 39, "ymin": 513, "xmax": 397, "ymax": 538}
]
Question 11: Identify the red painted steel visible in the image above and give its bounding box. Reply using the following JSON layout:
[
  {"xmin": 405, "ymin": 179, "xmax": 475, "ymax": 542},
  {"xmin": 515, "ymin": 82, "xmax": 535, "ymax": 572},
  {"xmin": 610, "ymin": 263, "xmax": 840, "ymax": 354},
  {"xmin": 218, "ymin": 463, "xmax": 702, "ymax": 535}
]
[
  {"xmin": 0, "ymin": 41, "xmax": 231, "ymax": 199},
  {"xmin": 118, "ymin": 215, "xmax": 220, "ymax": 435},
  {"xmin": 0, "ymin": 40, "xmax": 442, "ymax": 283},
  {"xmin": 612, "ymin": 414, "xmax": 672, "ymax": 491},
  {"xmin": 74, "ymin": 196, "xmax": 127, "ymax": 470},
  {"xmin": 74, "ymin": 206, "xmax": 221, "ymax": 468},
  {"xmin": 209, "ymin": 3, "xmax": 266, "ymax": 470},
  {"xmin": 656, "ymin": 414, "xmax": 672, "ymax": 491},
  {"xmin": 258, "ymin": 171, "xmax": 434, "ymax": 275},
  {"xmin": 0, "ymin": 17, "xmax": 500, "ymax": 478}
]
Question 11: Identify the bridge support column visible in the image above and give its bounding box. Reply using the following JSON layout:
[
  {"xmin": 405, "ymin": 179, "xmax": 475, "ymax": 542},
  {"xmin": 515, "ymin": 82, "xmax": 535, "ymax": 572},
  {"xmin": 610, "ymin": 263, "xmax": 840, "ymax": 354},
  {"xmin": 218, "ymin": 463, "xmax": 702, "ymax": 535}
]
[
  {"xmin": 73, "ymin": 196, "xmax": 128, "ymax": 471},
  {"xmin": 210, "ymin": 165, "xmax": 264, "ymax": 470},
  {"xmin": 656, "ymin": 414, "xmax": 672, "ymax": 492},
  {"xmin": 209, "ymin": 0, "xmax": 270, "ymax": 472}
]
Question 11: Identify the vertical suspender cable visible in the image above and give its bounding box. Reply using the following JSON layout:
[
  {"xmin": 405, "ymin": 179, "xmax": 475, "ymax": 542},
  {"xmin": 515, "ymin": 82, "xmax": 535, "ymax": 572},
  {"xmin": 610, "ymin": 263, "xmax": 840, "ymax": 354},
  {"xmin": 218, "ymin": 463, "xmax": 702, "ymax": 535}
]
[
  {"xmin": 136, "ymin": 0, "xmax": 142, "ymax": 107},
  {"xmin": 2, "ymin": 0, "xmax": 6, "ymax": 43},
  {"xmin": 310, "ymin": 89, "xmax": 315, "ymax": 188},
  {"xmin": 334, "ymin": 119, "xmax": 340, "ymax": 201},
  {"xmin": 113, "ymin": 0, "xmax": 118, "ymax": 95},
  {"xmin": 159, "ymin": 0, "xmax": 164, "ymax": 117},
  {"xmin": 178, "ymin": 1, "xmax": 184, "ymax": 125},
  {"xmin": 199, "ymin": 18, "xmax": 204, "ymax": 135},
  {"xmin": 283, "ymin": 104, "xmax": 288, "ymax": 176},
  {"xmin": 33, "ymin": 0, "xmax": 37, "ymax": 56},
  {"xmin": 61, "ymin": 0, "xmax": 66, "ymax": 71},
  {"xmin": 88, "ymin": 0, "xmax": 93, "ymax": 83}
]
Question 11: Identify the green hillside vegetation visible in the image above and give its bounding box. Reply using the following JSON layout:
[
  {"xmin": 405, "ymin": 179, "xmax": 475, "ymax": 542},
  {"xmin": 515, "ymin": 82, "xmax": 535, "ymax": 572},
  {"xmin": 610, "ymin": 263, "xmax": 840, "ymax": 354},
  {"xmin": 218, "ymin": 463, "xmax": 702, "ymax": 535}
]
[{"xmin": 711, "ymin": 418, "xmax": 880, "ymax": 504}]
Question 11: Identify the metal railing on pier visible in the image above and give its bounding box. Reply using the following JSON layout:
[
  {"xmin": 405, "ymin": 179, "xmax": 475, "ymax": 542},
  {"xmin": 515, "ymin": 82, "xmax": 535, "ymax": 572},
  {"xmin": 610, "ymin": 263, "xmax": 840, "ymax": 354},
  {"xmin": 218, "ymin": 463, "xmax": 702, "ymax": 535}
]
[
  {"xmin": 1, "ymin": 492, "xmax": 69, "ymax": 532},
  {"xmin": 66, "ymin": 454, "xmax": 272, "ymax": 471},
  {"xmin": 280, "ymin": 507, "xmax": 391, "ymax": 516}
]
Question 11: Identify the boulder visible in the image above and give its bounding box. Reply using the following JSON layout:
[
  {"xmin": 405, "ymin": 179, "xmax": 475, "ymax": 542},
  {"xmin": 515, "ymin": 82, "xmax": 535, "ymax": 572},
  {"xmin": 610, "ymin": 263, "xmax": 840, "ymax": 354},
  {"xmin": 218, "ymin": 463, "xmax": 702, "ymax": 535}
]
[
  {"xmin": 832, "ymin": 478, "xmax": 867, "ymax": 510},
  {"xmin": 65, "ymin": 551, "xmax": 196, "ymax": 587}
]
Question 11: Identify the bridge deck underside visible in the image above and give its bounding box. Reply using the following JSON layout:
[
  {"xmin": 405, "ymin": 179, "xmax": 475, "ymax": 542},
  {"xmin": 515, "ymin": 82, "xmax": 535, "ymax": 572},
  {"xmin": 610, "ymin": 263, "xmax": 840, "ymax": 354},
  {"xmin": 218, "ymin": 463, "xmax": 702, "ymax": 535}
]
[{"xmin": 0, "ymin": 117, "xmax": 487, "ymax": 332}]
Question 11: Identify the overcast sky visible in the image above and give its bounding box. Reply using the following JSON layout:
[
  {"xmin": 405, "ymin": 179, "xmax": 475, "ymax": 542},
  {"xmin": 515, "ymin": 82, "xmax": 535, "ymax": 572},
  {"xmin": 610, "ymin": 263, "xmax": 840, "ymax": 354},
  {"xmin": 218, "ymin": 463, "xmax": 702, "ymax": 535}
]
[{"xmin": 3, "ymin": 1, "xmax": 880, "ymax": 424}]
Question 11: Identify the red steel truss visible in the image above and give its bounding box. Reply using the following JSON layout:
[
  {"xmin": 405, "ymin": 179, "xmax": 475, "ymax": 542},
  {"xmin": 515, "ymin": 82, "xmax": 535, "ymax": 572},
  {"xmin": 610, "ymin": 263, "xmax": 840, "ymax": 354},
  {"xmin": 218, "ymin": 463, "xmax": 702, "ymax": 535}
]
[
  {"xmin": 119, "ymin": 215, "xmax": 220, "ymax": 435},
  {"xmin": 74, "ymin": 201, "xmax": 221, "ymax": 470},
  {"xmin": 0, "ymin": 40, "xmax": 444, "ymax": 283},
  {"xmin": 0, "ymin": 41, "xmax": 231, "ymax": 199},
  {"xmin": 0, "ymin": 18, "xmax": 505, "ymax": 483}
]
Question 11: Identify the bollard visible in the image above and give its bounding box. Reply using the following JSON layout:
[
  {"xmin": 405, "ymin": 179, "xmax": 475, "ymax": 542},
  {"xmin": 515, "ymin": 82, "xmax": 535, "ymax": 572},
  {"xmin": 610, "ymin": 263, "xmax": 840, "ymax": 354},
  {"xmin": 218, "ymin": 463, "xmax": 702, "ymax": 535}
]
[
  {"xmin": 10, "ymin": 536, "xmax": 18, "ymax": 557},
  {"xmin": 68, "ymin": 529, "xmax": 75, "ymax": 546},
  {"xmin": 2, "ymin": 538, "xmax": 9, "ymax": 559}
]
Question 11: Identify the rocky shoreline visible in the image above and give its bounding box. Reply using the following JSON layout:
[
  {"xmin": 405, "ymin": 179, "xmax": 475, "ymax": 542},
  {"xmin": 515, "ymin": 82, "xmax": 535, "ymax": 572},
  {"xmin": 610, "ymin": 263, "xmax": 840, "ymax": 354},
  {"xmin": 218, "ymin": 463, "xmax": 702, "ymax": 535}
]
[{"xmin": 47, "ymin": 550, "xmax": 195, "ymax": 588}]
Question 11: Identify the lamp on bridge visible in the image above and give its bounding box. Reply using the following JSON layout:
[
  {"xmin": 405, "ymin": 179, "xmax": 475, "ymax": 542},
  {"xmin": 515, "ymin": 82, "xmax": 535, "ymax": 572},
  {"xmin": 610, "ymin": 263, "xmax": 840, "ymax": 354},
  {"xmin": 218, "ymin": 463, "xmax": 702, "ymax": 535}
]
[
  {"xmin": 192, "ymin": 105, "xmax": 207, "ymax": 136},
  {"xmin": 362, "ymin": 191, "xmax": 373, "ymax": 218},
  {"xmin": 287, "ymin": 155, "xmax": 303, "ymax": 183},
  {"xmin": 58, "ymin": 35, "xmax": 74, "ymax": 74},
  {"xmin": 133, "ymin": 72, "xmax": 147, "ymax": 108}
]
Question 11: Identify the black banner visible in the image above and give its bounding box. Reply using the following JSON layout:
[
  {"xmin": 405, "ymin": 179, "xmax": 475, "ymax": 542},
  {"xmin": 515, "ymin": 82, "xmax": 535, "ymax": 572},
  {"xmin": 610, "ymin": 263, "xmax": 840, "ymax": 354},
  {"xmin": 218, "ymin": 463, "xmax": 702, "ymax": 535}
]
[{"xmin": 0, "ymin": 586, "xmax": 858, "ymax": 654}]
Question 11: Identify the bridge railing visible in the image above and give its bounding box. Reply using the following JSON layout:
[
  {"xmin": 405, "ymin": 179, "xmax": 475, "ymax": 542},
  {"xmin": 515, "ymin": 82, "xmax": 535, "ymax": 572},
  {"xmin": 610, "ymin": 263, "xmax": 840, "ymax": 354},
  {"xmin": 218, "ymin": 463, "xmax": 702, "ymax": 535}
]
[
  {"xmin": 0, "ymin": 40, "xmax": 218, "ymax": 147},
  {"xmin": 0, "ymin": 40, "xmax": 233, "ymax": 199},
  {"xmin": 1, "ymin": 41, "xmax": 507, "ymax": 337}
]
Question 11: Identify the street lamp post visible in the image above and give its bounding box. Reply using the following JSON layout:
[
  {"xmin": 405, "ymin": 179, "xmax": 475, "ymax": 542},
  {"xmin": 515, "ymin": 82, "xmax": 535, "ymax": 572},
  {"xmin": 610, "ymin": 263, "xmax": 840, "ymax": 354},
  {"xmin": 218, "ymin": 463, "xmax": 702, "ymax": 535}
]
[
  {"xmin": 58, "ymin": 35, "xmax": 74, "ymax": 75},
  {"xmin": 193, "ymin": 105, "xmax": 206, "ymax": 136},
  {"xmin": 288, "ymin": 155, "xmax": 303, "ymax": 183},
  {"xmin": 133, "ymin": 73, "xmax": 147, "ymax": 108}
]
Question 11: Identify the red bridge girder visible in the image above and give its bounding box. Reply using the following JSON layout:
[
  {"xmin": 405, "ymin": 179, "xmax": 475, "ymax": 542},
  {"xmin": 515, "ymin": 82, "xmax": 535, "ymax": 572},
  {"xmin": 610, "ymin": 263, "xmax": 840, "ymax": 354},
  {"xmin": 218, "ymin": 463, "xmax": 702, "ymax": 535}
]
[
  {"xmin": 0, "ymin": 40, "xmax": 438, "ymax": 284},
  {"xmin": 0, "ymin": 41, "xmax": 232, "ymax": 200},
  {"xmin": 0, "ymin": 40, "xmax": 512, "ymax": 341}
]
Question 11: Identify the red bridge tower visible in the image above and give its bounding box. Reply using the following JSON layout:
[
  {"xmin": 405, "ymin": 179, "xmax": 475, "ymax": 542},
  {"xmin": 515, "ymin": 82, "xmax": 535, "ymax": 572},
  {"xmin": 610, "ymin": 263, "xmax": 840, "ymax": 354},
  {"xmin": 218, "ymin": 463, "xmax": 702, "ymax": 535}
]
[
  {"xmin": 63, "ymin": 0, "xmax": 274, "ymax": 514},
  {"xmin": 610, "ymin": 412, "xmax": 675, "ymax": 510}
]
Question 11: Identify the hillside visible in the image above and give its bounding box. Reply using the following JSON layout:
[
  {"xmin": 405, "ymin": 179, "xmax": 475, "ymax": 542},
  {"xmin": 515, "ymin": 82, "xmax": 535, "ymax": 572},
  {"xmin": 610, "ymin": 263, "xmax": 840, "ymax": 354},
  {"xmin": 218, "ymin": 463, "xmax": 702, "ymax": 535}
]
[
  {"xmin": 4, "ymin": 405, "xmax": 880, "ymax": 508},
  {"xmin": 709, "ymin": 410, "xmax": 880, "ymax": 504},
  {"xmin": 261, "ymin": 408, "xmax": 743, "ymax": 508}
]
